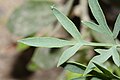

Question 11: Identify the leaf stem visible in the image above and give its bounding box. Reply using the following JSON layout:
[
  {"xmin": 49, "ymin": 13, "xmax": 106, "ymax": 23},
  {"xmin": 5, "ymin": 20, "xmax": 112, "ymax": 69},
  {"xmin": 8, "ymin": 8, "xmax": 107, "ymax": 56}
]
[{"xmin": 84, "ymin": 42, "xmax": 120, "ymax": 47}]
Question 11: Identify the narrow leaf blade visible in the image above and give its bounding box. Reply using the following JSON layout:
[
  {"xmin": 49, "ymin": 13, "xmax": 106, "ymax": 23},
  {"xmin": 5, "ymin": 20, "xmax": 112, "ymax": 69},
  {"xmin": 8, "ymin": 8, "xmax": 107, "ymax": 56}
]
[
  {"xmin": 113, "ymin": 14, "xmax": 120, "ymax": 39},
  {"xmin": 82, "ymin": 21, "xmax": 105, "ymax": 33},
  {"xmin": 111, "ymin": 47, "xmax": 120, "ymax": 67},
  {"xmin": 83, "ymin": 61, "xmax": 95, "ymax": 75},
  {"xmin": 88, "ymin": 0, "xmax": 112, "ymax": 35},
  {"xmin": 62, "ymin": 61, "xmax": 112, "ymax": 79},
  {"xmin": 57, "ymin": 42, "xmax": 84, "ymax": 67},
  {"xmin": 84, "ymin": 48, "xmax": 112, "ymax": 75},
  {"xmin": 18, "ymin": 37, "xmax": 76, "ymax": 48},
  {"xmin": 61, "ymin": 61, "xmax": 86, "ymax": 74},
  {"xmin": 93, "ymin": 62, "xmax": 120, "ymax": 79},
  {"xmin": 51, "ymin": 6, "xmax": 82, "ymax": 41},
  {"xmin": 96, "ymin": 47, "xmax": 120, "ymax": 67},
  {"xmin": 94, "ymin": 49, "xmax": 111, "ymax": 63}
]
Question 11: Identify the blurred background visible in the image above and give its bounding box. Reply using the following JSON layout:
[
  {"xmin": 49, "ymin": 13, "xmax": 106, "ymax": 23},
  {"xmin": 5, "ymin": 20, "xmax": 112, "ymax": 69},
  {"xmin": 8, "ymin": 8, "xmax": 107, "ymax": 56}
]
[{"xmin": 0, "ymin": 0, "xmax": 120, "ymax": 80}]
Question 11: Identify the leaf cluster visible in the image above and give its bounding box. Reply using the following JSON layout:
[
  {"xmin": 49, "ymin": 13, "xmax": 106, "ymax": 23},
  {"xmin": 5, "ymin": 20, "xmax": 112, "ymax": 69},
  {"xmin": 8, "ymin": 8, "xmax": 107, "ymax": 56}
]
[{"xmin": 18, "ymin": 0, "xmax": 120, "ymax": 79}]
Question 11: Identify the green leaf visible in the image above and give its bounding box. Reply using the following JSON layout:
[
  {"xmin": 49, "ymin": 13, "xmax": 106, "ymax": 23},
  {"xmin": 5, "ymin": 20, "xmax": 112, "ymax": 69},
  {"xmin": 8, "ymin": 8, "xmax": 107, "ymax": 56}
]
[
  {"xmin": 113, "ymin": 14, "xmax": 120, "ymax": 39},
  {"xmin": 62, "ymin": 61, "xmax": 112, "ymax": 79},
  {"xmin": 91, "ymin": 31, "xmax": 115, "ymax": 43},
  {"xmin": 83, "ymin": 61, "xmax": 95, "ymax": 76},
  {"xmin": 7, "ymin": 1, "xmax": 55, "ymax": 36},
  {"xmin": 94, "ymin": 49, "xmax": 112, "ymax": 63},
  {"xmin": 65, "ymin": 71, "xmax": 83, "ymax": 80},
  {"xmin": 95, "ymin": 47, "xmax": 120, "ymax": 67},
  {"xmin": 57, "ymin": 42, "xmax": 84, "ymax": 67},
  {"xmin": 111, "ymin": 46, "xmax": 120, "ymax": 67},
  {"xmin": 82, "ymin": 21, "xmax": 105, "ymax": 34},
  {"xmin": 51, "ymin": 6, "xmax": 82, "ymax": 41},
  {"xmin": 18, "ymin": 37, "xmax": 76, "ymax": 48},
  {"xmin": 84, "ymin": 46, "xmax": 120, "ymax": 75},
  {"xmin": 61, "ymin": 61, "xmax": 86, "ymax": 74},
  {"xmin": 93, "ymin": 62, "xmax": 120, "ymax": 79},
  {"xmin": 88, "ymin": 0, "xmax": 112, "ymax": 35},
  {"xmin": 84, "ymin": 49, "xmax": 112, "ymax": 75}
]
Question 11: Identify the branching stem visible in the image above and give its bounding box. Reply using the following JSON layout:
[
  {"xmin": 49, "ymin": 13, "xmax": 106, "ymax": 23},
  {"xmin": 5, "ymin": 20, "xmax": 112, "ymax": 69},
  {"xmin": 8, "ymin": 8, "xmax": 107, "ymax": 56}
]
[{"xmin": 84, "ymin": 42, "xmax": 120, "ymax": 47}]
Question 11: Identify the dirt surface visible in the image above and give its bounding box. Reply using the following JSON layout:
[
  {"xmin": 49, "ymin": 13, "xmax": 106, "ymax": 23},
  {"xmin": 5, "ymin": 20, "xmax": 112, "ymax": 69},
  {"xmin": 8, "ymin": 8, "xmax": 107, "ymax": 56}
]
[{"xmin": 0, "ymin": 26, "xmax": 17, "ymax": 79}]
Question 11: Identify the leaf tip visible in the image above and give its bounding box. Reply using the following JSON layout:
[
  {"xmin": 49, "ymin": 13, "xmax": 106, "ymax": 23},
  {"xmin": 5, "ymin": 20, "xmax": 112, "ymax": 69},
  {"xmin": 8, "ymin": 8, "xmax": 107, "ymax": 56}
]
[
  {"xmin": 57, "ymin": 58, "xmax": 65, "ymax": 67},
  {"xmin": 81, "ymin": 21, "xmax": 84, "ymax": 23},
  {"xmin": 57, "ymin": 60, "xmax": 63, "ymax": 67},
  {"xmin": 57, "ymin": 64, "xmax": 59, "ymax": 67},
  {"xmin": 17, "ymin": 39, "xmax": 27, "ymax": 45},
  {"xmin": 57, "ymin": 63, "xmax": 61, "ymax": 67},
  {"xmin": 17, "ymin": 39, "xmax": 23, "ymax": 43},
  {"xmin": 51, "ymin": 5, "xmax": 55, "ymax": 10}
]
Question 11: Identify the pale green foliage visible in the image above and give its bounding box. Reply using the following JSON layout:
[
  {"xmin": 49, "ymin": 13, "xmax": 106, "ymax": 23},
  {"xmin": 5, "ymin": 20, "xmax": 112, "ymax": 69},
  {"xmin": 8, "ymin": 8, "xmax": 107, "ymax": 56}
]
[
  {"xmin": 88, "ymin": 0, "xmax": 112, "ymax": 35},
  {"xmin": 63, "ymin": 61, "xmax": 86, "ymax": 74},
  {"xmin": 93, "ymin": 62, "xmax": 120, "ymax": 79},
  {"xmin": 18, "ymin": 0, "xmax": 120, "ymax": 79},
  {"xmin": 82, "ymin": 0, "xmax": 114, "ymax": 43},
  {"xmin": 18, "ymin": 37, "xmax": 76, "ymax": 48},
  {"xmin": 51, "ymin": 6, "xmax": 82, "ymax": 41},
  {"xmin": 113, "ymin": 14, "xmax": 120, "ymax": 39},
  {"xmin": 82, "ymin": 21, "xmax": 102, "ymax": 33},
  {"xmin": 84, "ymin": 46, "xmax": 120, "ymax": 75},
  {"xmin": 57, "ymin": 42, "xmax": 84, "ymax": 67}
]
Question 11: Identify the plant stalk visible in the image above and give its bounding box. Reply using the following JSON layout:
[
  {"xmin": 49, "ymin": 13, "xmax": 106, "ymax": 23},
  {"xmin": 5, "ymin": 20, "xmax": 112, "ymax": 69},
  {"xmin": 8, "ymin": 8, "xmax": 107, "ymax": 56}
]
[{"xmin": 84, "ymin": 42, "xmax": 120, "ymax": 47}]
